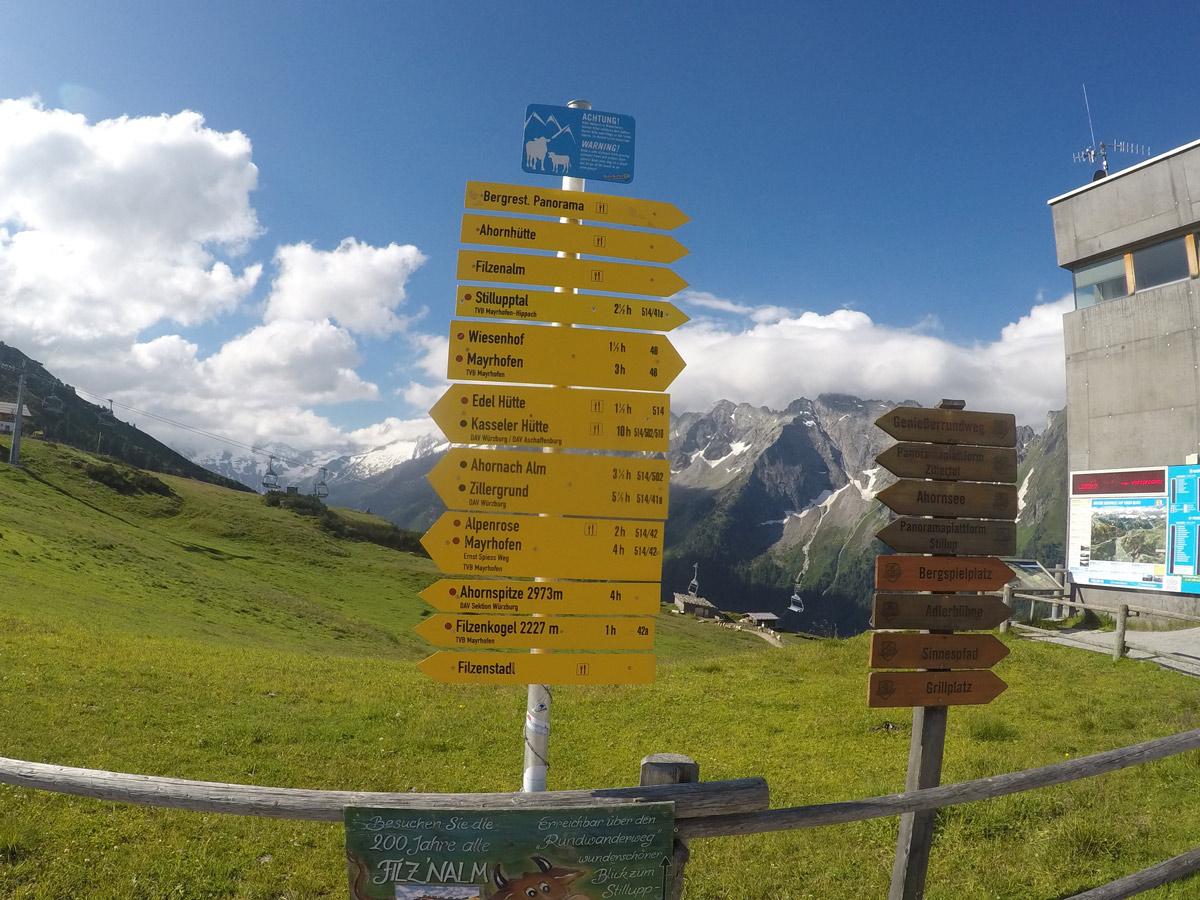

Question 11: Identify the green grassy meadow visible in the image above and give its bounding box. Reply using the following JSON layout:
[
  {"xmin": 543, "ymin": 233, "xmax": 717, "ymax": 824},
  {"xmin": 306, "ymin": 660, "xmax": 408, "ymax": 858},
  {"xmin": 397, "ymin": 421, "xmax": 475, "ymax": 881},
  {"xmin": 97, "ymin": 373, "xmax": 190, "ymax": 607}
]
[{"xmin": 2, "ymin": 437, "xmax": 1200, "ymax": 899}]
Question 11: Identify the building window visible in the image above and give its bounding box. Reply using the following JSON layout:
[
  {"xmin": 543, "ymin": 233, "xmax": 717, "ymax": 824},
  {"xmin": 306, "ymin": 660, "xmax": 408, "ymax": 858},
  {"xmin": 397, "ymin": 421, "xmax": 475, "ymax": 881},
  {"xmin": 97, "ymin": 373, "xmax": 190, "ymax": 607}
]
[
  {"xmin": 1131, "ymin": 236, "xmax": 1189, "ymax": 291},
  {"xmin": 1074, "ymin": 256, "xmax": 1128, "ymax": 308}
]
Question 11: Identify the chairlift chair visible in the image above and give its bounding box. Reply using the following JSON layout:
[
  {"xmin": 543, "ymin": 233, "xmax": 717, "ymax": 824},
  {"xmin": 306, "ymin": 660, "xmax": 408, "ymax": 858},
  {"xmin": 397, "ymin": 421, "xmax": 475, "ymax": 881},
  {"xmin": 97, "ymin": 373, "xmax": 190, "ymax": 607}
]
[
  {"xmin": 261, "ymin": 456, "xmax": 280, "ymax": 491},
  {"xmin": 314, "ymin": 466, "xmax": 329, "ymax": 498},
  {"xmin": 97, "ymin": 399, "xmax": 115, "ymax": 426},
  {"xmin": 42, "ymin": 392, "xmax": 64, "ymax": 415},
  {"xmin": 788, "ymin": 574, "xmax": 804, "ymax": 613},
  {"xmin": 687, "ymin": 562, "xmax": 700, "ymax": 597}
]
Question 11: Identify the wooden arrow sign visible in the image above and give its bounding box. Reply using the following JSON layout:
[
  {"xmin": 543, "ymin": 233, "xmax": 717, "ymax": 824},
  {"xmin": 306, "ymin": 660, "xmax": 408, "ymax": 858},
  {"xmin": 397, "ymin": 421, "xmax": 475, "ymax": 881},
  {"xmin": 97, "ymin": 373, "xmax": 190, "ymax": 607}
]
[
  {"xmin": 419, "ymin": 651, "xmax": 655, "ymax": 685},
  {"xmin": 430, "ymin": 384, "xmax": 669, "ymax": 452},
  {"xmin": 465, "ymin": 181, "xmax": 689, "ymax": 230},
  {"xmin": 868, "ymin": 670, "xmax": 1007, "ymax": 708},
  {"xmin": 455, "ymin": 286, "xmax": 689, "ymax": 331},
  {"xmin": 462, "ymin": 214, "xmax": 689, "ymax": 263},
  {"xmin": 421, "ymin": 512, "xmax": 663, "ymax": 581},
  {"xmin": 415, "ymin": 614, "xmax": 655, "ymax": 650},
  {"xmin": 869, "ymin": 632, "xmax": 1010, "ymax": 670},
  {"xmin": 876, "ymin": 517, "xmax": 1016, "ymax": 556},
  {"xmin": 875, "ymin": 555, "xmax": 1014, "ymax": 592},
  {"xmin": 446, "ymin": 320, "xmax": 685, "ymax": 391},
  {"xmin": 420, "ymin": 580, "xmax": 661, "ymax": 616},
  {"xmin": 875, "ymin": 442, "xmax": 1018, "ymax": 483},
  {"xmin": 872, "ymin": 593, "xmax": 1014, "ymax": 631},
  {"xmin": 428, "ymin": 448, "xmax": 669, "ymax": 519},
  {"xmin": 875, "ymin": 480, "xmax": 1018, "ymax": 520},
  {"xmin": 875, "ymin": 407, "xmax": 1017, "ymax": 448},
  {"xmin": 457, "ymin": 250, "xmax": 688, "ymax": 297}
]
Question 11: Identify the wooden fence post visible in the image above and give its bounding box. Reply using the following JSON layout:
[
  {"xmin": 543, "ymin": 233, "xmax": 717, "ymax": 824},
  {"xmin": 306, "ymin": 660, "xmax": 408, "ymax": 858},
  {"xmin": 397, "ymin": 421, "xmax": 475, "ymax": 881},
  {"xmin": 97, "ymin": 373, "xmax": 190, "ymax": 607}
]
[
  {"xmin": 889, "ymin": 705, "xmax": 948, "ymax": 900},
  {"xmin": 1113, "ymin": 604, "xmax": 1128, "ymax": 662},
  {"xmin": 999, "ymin": 583, "xmax": 1012, "ymax": 633},
  {"xmin": 640, "ymin": 753, "xmax": 698, "ymax": 900}
]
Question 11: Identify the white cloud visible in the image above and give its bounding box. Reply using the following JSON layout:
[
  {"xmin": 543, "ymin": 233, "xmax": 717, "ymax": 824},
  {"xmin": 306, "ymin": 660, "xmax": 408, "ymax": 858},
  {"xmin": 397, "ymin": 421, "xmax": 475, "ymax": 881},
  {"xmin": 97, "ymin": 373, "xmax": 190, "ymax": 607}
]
[
  {"xmin": 266, "ymin": 237, "xmax": 426, "ymax": 335},
  {"xmin": 669, "ymin": 295, "xmax": 1071, "ymax": 428}
]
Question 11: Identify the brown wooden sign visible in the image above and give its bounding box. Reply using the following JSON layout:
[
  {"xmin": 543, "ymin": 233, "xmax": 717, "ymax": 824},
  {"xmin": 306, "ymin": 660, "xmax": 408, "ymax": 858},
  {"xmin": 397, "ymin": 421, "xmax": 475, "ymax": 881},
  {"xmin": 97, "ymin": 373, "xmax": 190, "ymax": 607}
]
[
  {"xmin": 875, "ymin": 555, "xmax": 1014, "ymax": 592},
  {"xmin": 868, "ymin": 670, "xmax": 1007, "ymax": 708},
  {"xmin": 875, "ymin": 442, "xmax": 1017, "ymax": 483},
  {"xmin": 872, "ymin": 593, "xmax": 1013, "ymax": 631},
  {"xmin": 876, "ymin": 517, "xmax": 1016, "ymax": 556},
  {"xmin": 875, "ymin": 407, "xmax": 1016, "ymax": 448},
  {"xmin": 875, "ymin": 480, "xmax": 1018, "ymax": 520},
  {"xmin": 869, "ymin": 632, "xmax": 1010, "ymax": 670}
]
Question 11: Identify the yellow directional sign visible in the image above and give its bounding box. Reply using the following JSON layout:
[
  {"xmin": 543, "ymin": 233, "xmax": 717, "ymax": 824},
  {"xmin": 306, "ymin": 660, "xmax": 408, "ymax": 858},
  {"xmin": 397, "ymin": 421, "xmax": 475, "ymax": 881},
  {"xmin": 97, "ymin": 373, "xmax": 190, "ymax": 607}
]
[
  {"xmin": 428, "ymin": 448, "xmax": 669, "ymax": 518},
  {"xmin": 420, "ymin": 580, "xmax": 661, "ymax": 616},
  {"xmin": 421, "ymin": 512, "xmax": 664, "ymax": 580},
  {"xmin": 446, "ymin": 320, "xmax": 685, "ymax": 391},
  {"xmin": 418, "ymin": 651, "xmax": 655, "ymax": 685},
  {"xmin": 462, "ymin": 214, "xmax": 689, "ymax": 264},
  {"xmin": 458, "ymin": 250, "xmax": 687, "ymax": 297},
  {"xmin": 430, "ymin": 384, "xmax": 669, "ymax": 452},
  {"xmin": 455, "ymin": 286, "xmax": 689, "ymax": 331},
  {"xmin": 415, "ymin": 614, "xmax": 655, "ymax": 650},
  {"xmin": 465, "ymin": 181, "xmax": 689, "ymax": 231}
]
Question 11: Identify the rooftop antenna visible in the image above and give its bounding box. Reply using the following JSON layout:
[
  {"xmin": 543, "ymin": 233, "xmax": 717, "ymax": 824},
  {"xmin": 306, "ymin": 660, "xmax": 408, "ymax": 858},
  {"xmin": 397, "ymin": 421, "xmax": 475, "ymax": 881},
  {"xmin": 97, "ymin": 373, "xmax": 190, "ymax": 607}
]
[{"xmin": 1073, "ymin": 84, "xmax": 1151, "ymax": 179}]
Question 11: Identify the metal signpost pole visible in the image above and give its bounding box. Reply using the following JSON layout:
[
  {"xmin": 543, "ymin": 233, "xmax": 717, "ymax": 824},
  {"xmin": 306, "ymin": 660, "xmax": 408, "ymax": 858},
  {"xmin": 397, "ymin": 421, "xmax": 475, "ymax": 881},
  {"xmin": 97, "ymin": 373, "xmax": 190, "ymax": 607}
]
[
  {"xmin": 9, "ymin": 371, "xmax": 26, "ymax": 466},
  {"xmin": 522, "ymin": 98, "xmax": 590, "ymax": 794}
]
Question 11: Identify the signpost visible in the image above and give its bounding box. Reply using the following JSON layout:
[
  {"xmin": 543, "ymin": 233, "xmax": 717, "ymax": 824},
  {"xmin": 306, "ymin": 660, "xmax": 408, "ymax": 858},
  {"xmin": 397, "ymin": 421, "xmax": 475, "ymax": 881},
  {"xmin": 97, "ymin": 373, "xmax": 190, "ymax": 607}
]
[
  {"xmin": 872, "ymin": 402, "xmax": 1017, "ymax": 900},
  {"xmin": 417, "ymin": 651, "xmax": 656, "ymax": 685},
  {"xmin": 429, "ymin": 384, "xmax": 670, "ymax": 452},
  {"xmin": 465, "ymin": 181, "xmax": 689, "ymax": 230},
  {"xmin": 457, "ymin": 250, "xmax": 688, "ymax": 296},
  {"xmin": 421, "ymin": 512, "xmax": 664, "ymax": 581},
  {"xmin": 446, "ymin": 320, "xmax": 685, "ymax": 390},
  {"xmin": 414, "ymin": 613, "xmax": 655, "ymax": 650},
  {"xmin": 454, "ymin": 285, "xmax": 689, "ymax": 330},
  {"xmin": 420, "ymin": 579, "xmax": 661, "ymax": 616},
  {"xmin": 427, "ymin": 448, "xmax": 669, "ymax": 518},
  {"xmin": 462, "ymin": 213, "xmax": 688, "ymax": 263}
]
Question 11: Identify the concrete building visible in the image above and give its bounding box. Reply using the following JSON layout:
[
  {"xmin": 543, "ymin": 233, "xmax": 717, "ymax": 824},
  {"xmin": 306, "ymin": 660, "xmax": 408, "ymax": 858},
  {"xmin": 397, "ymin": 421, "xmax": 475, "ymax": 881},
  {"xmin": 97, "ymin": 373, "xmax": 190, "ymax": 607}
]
[{"xmin": 1049, "ymin": 139, "xmax": 1200, "ymax": 615}]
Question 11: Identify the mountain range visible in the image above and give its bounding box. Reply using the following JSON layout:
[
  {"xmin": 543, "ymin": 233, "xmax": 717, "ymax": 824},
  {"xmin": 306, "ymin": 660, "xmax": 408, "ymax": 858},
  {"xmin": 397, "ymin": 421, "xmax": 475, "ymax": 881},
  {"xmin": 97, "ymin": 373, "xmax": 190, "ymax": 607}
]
[{"xmin": 0, "ymin": 343, "xmax": 1066, "ymax": 635}]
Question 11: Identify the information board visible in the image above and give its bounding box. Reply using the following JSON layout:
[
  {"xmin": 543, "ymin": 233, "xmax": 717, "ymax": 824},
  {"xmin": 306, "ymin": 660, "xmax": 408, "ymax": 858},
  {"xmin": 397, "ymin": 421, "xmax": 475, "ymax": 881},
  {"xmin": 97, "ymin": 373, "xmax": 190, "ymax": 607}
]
[
  {"xmin": 523, "ymin": 104, "xmax": 635, "ymax": 183},
  {"xmin": 345, "ymin": 803, "xmax": 674, "ymax": 900}
]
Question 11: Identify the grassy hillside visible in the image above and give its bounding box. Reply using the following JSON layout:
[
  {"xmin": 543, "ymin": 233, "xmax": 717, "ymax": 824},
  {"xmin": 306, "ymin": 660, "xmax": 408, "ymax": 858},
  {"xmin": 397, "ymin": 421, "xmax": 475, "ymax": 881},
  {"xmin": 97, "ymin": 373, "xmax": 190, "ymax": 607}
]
[{"xmin": 2, "ymin": 437, "xmax": 1200, "ymax": 899}]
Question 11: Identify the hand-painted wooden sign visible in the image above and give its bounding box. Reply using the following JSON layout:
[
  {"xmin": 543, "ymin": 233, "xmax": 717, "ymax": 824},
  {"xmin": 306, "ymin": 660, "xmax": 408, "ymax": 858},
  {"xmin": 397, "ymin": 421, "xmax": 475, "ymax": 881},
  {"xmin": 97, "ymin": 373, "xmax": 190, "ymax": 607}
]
[
  {"xmin": 446, "ymin": 320, "xmax": 685, "ymax": 391},
  {"xmin": 454, "ymin": 286, "xmax": 689, "ymax": 331},
  {"xmin": 875, "ymin": 480, "xmax": 1018, "ymax": 520},
  {"xmin": 868, "ymin": 670, "xmax": 1008, "ymax": 708},
  {"xmin": 874, "ymin": 555, "xmax": 1015, "ymax": 593},
  {"xmin": 417, "ymin": 652, "xmax": 656, "ymax": 685},
  {"xmin": 875, "ymin": 441, "xmax": 1018, "ymax": 483},
  {"xmin": 465, "ymin": 181, "xmax": 689, "ymax": 230},
  {"xmin": 872, "ymin": 593, "xmax": 1014, "ymax": 631},
  {"xmin": 345, "ymin": 803, "xmax": 674, "ymax": 899},
  {"xmin": 875, "ymin": 517, "xmax": 1016, "ymax": 556},
  {"xmin": 430, "ymin": 384, "xmax": 669, "ymax": 452},
  {"xmin": 874, "ymin": 407, "xmax": 1017, "ymax": 447},
  {"xmin": 868, "ymin": 632, "xmax": 1010, "ymax": 670},
  {"xmin": 420, "ymin": 580, "xmax": 660, "ymax": 616},
  {"xmin": 428, "ymin": 448, "xmax": 669, "ymax": 519}
]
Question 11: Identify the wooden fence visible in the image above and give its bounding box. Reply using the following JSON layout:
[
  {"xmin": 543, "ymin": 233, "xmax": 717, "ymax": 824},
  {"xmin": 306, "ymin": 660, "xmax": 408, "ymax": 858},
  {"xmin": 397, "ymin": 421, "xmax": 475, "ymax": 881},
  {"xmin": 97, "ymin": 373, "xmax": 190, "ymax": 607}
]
[{"xmin": 5, "ymin": 728, "xmax": 1200, "ymax": 898}]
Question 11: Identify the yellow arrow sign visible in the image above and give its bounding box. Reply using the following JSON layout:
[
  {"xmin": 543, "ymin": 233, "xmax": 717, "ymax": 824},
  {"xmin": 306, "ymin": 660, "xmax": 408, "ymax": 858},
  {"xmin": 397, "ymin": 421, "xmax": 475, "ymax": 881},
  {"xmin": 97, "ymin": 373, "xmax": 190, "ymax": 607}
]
[
  {"xmin": 465, "ymin": 181, "xmax": 689, "ymax": 230},
  {"xmin": 455, "ymin": 286, "xmax": 688, "ymax": 331},
  {"xmin": 455, "ymin": 286, "xmax": 689, "ymax": 331},
  {"xmin": 415, "ymin": 614, "xmax": 655, "ymax": 650},
  {"xmin": 421, "ymin": 512, "xmax": 664, "ymax": 580},
  {"xmin": 420, "ymin": 580, "xmax": 661, "ymax": 616},
  {"xmin": 430, "ymin": 384, "xmax": 669, "ymax": 452},
  {"xmin": 457, "ymin": 250, "xmax": 687, "ymax": 297},
  {"xmin": 446, "ymin": 321, "xmax": 685, "ymax": 391},
  {"xmin": 462, "ymin": 214, "xmax": 689, "ymax": 264},
  {"xmin": 428, "ymin": 448, "xmax": 669, "ymax": 518},
  {"xmin": 418, "ymin": 651, "xmax": 655, "ymax": 685}
]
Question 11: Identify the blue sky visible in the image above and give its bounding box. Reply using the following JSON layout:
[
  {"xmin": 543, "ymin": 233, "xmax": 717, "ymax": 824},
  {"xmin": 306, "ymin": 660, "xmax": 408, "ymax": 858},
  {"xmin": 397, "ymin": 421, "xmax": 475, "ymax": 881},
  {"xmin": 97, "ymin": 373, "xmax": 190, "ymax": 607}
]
[{"xmin": 1, "ymin": 1, "xmax": 1195, "ymax": 457}]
